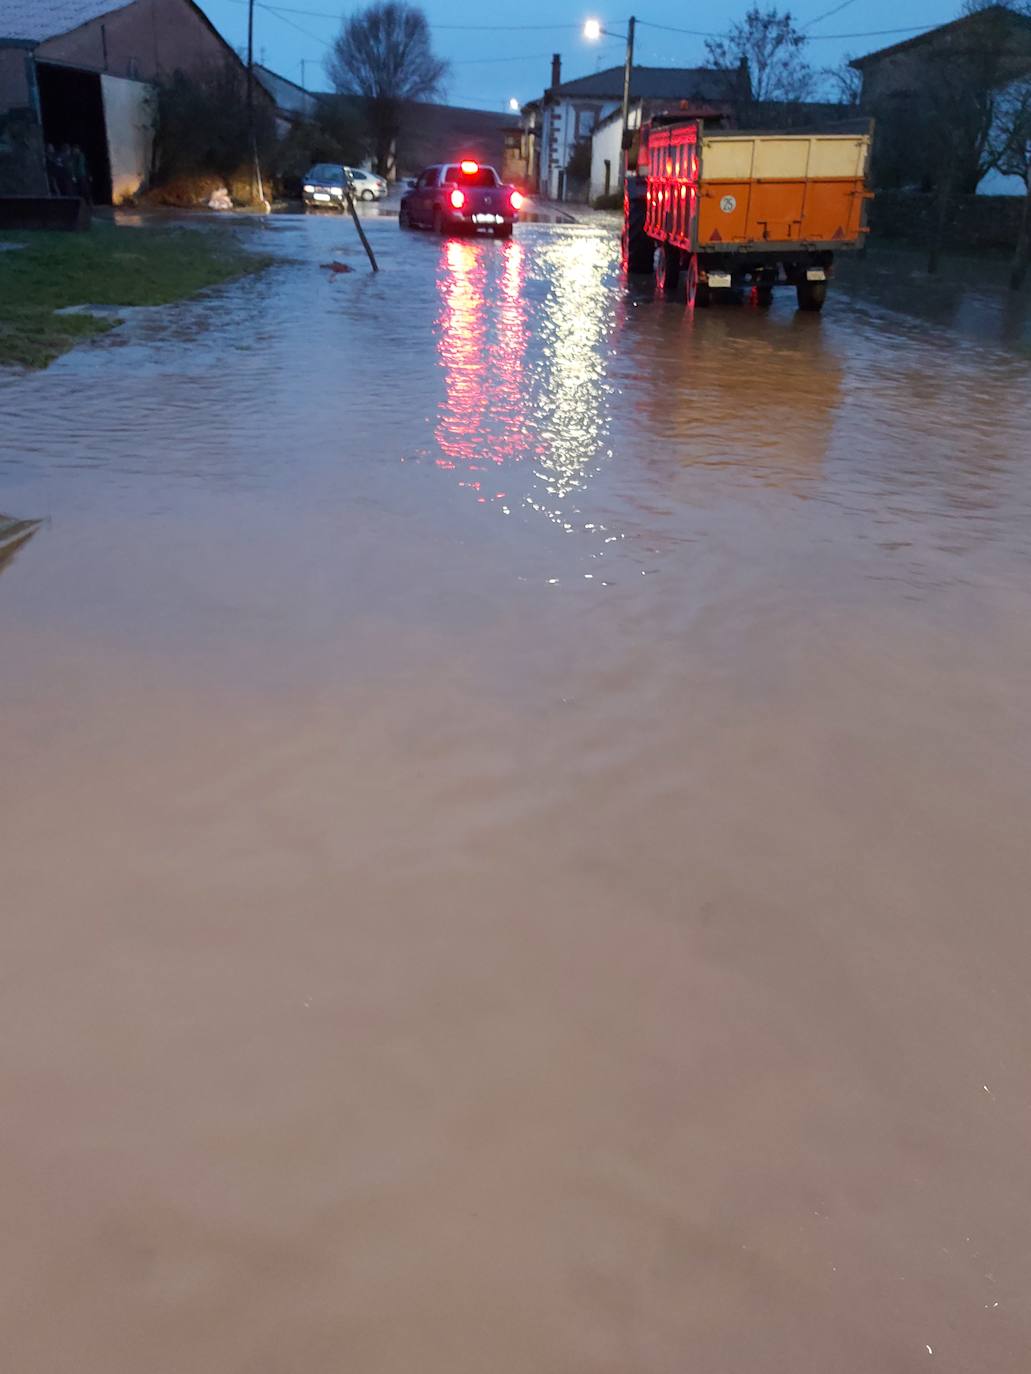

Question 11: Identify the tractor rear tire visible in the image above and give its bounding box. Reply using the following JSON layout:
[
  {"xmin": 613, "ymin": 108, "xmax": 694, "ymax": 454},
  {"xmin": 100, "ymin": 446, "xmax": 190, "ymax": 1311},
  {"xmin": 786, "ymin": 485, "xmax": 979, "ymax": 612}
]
[
  {"xmin": 655, "ymin": 243, "xmax": 680, "ymax": 295},
  {"xmin": 623, "ymin": 194, "xmax": 654, "ymax": 274}
]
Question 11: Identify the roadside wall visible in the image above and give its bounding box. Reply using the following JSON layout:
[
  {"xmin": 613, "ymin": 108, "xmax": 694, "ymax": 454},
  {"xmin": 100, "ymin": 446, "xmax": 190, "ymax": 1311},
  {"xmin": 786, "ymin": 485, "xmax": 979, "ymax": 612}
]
[
  {"xmin": 101, "ymin": 74, "xmax": 154, "ymax": 203},
  {"xmin": 869, "ymin": 190, "xmax": 1028, "ymax": 252}
]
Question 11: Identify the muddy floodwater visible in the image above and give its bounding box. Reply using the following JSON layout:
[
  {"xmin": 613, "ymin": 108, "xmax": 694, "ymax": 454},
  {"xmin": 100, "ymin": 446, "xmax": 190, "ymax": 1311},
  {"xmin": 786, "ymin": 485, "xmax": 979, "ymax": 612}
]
[{"xmin": 2, "ymin": 215, "xmax": 1031, "ymax": 1373}]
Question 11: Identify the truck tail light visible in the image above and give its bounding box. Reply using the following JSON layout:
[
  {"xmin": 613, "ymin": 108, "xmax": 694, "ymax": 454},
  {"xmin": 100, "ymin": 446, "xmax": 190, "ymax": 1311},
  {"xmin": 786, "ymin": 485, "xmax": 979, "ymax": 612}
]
[
  {"xmin": 510, "ymin": 190, "xmax": 524, "ymax": 210},
  {"xmin": 450, "ymin": 189, "xmax": 465, "ymax": 209}
]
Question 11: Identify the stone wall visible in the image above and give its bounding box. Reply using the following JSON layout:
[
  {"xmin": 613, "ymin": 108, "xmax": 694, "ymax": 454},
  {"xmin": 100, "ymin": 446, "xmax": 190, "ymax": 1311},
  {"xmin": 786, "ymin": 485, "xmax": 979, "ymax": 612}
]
[{"xmin": 869, "ymin": 190, "xmax": 1028, "ymax": 253}]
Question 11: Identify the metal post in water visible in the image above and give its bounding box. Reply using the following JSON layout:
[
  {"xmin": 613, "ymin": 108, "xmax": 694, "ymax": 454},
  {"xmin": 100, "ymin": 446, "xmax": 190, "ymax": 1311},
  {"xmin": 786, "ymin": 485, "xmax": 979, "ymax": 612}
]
[{"xmin": 346, "ymin": 174, "xmax": 379, "ymax": 273}]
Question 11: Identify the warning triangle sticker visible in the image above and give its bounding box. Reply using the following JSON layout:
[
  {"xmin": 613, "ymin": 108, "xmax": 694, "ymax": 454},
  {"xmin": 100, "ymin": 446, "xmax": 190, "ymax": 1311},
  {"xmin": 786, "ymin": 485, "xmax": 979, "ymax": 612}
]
[{"xmin": 709, "ymin": 226, "xmax": 722, "ymax": 242}]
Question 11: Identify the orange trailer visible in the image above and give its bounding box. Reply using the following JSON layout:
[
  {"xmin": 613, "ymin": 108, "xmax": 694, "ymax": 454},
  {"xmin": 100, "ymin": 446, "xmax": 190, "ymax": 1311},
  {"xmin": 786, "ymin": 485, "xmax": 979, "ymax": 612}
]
[{"xmin": 624, "ymin": 117, "xmax": 873, "ymax": 310}]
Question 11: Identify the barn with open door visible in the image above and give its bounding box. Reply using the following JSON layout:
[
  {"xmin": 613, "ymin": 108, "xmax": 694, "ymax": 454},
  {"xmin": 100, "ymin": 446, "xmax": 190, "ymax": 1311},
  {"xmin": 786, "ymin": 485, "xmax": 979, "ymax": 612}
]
[
  {"xmin": 36, "ymin": 61, "xmax": 113, "ymax": 202},
  {"xmin": 1, "ymin": 0, "xmax": 272, "ymax": 200}
]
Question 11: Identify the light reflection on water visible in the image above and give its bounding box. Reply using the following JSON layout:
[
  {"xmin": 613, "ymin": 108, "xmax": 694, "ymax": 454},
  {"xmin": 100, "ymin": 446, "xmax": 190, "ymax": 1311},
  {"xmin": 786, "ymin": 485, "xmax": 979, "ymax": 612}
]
[{"xmin": 434, "ymin": 232, "xmax": 615, "ymax": 523}]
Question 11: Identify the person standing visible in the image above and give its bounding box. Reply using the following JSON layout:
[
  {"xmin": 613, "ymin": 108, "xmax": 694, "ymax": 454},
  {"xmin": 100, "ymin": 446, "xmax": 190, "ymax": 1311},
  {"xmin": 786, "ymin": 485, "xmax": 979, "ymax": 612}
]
[
  {"xmin": 44, "ymin": 144, "xmax": 62, "ymax": 195},
  {"xmin": 69, "ymin": 145, "xmax": 91, "ymax": 203}
]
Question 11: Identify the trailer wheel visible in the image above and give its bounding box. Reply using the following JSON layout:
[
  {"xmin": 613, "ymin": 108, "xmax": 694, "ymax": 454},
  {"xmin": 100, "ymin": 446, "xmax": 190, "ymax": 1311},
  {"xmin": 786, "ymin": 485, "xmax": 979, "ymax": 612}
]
[
  {"xmin": 623, "ymin": 194, "xmax": 654, "ymax": 274},
  {"xmin": 655, "ymin": 244, "xmax": 680, "ymax": 294},
  {"xmin": 796, "ymin": 279, "xmax": 827, "ymax": 312}
]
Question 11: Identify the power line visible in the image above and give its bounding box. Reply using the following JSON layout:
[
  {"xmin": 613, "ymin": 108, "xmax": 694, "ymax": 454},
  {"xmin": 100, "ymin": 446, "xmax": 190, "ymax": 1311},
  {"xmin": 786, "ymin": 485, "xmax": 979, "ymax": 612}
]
[
  {"xmin": 638, "ymin": 18, "xmax": 941, "ymax": 41},
  {"xmin": 803, "ymin": 0, "xmax": 860, "ymax": 28},
  {"xmin": 238, "ymin": 2, "xmax": 582, "ymax": 27}
]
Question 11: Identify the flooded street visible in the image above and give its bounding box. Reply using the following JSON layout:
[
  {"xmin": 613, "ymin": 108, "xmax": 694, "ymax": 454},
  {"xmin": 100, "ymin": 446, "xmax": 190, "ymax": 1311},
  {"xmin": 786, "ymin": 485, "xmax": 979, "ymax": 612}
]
[{"xmin": 2, "ymin": 215, "xmax": 1031, "ymax": 1373}]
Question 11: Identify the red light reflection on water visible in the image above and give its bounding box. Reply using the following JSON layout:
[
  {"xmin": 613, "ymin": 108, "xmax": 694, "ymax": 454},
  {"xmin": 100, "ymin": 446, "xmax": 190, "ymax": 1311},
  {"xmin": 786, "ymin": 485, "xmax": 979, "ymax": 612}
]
[{"xmin": 434, "ymin": 239, "xmax": 529, "ymax": 507}]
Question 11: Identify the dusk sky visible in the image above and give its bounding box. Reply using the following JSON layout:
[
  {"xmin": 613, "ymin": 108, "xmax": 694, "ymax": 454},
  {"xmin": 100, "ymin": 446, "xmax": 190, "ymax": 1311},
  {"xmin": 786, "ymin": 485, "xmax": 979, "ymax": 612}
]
[{"xmin": 200, "ymin": 0, "xmax": 960, "ymax": 111}]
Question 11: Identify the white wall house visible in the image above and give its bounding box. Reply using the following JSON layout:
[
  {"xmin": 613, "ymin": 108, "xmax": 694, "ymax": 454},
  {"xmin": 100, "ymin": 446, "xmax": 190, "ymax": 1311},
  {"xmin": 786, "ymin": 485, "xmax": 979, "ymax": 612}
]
[
  {"xmin": 530, "ymin": 62, "xmax": 748, "ymax": 201},
  {"xmin": 589, "ymin": 104, "xmax": 641, "ymax": 202}
]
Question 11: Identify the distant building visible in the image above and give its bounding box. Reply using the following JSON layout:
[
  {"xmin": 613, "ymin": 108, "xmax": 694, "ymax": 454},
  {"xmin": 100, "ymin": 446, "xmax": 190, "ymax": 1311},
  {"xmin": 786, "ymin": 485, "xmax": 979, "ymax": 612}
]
[
  {"xmin": 323, "ymin": 92, "xmax": 518, "ymax": 180},
  {"xmin": 0, "ymin": 0, "xmax": 270, "ymax": 202},
  {"xmin": 589, "ymin": 95, "xmax": 738, "ymax": 203},
  {"xmin": 254, "ymin": 63, "xmax": 319, "ymax": 136},
  {"xmin": 526, "ymin": 55, "xmax": 749, "ymax": 201}
]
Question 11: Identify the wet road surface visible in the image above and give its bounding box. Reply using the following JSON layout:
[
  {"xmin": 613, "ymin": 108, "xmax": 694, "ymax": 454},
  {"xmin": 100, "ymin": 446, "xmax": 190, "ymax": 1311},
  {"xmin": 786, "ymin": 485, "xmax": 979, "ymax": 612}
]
[{"xmin": 2, "ymin": 215, "xmax": 1031, "ymax": 1373}]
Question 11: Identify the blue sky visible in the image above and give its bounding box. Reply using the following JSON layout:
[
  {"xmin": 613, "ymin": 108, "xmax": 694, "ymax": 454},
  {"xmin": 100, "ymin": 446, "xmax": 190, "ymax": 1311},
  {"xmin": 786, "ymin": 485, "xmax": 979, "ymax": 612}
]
[{"xmin": 200, "ymin": 0, "xmax": 961, "ymax": 111}]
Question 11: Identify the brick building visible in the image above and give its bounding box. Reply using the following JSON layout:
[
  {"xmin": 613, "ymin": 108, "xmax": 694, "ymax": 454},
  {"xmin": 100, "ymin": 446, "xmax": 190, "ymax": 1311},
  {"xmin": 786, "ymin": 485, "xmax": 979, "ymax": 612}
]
[{"xmin": 0, "ymin": 0, "xmax": 266, "ymax": 201}]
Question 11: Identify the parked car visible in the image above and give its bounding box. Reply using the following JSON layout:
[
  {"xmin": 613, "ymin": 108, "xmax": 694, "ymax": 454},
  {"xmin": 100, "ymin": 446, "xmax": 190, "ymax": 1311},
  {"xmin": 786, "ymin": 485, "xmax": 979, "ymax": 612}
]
[
  {"xmin": 302, "ymin": 164, "xmax": 388, "ymax": 209},
  {"xmin": 399, "ymin": 161, "xmax": 523, "ymax": 238}
]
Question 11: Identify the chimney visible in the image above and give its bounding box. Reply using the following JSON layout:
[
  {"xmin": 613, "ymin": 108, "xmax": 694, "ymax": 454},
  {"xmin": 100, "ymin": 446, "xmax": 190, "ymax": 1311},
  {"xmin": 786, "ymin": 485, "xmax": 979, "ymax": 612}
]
[{"xmin": 550, "ymin": 53, "xmax": 562, "ymax": 91}]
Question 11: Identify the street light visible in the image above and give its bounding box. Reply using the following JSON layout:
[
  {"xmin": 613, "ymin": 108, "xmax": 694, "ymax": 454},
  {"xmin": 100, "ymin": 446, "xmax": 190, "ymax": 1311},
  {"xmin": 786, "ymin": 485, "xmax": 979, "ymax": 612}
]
[
  {"xmin": 583, "ymin": 15, "xmax": 636, "ymax": 185},
  {"xmin": 509, "ymin": 97, "xmax": 520, "ymax": 111}
]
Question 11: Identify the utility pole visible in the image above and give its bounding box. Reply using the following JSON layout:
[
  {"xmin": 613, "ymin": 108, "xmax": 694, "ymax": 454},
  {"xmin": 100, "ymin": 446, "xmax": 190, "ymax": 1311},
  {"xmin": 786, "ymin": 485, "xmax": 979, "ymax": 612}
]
[
  {"xmin": 247, "ymin": 0, "xmax": 255, "ymax": 202},
  {"xmin": 586, "ymin": 16, "xmax": 636, "ymax": 187},
  {"xmin": 619, "ymin": 15, "xmax": 636, "ymax": 187}
]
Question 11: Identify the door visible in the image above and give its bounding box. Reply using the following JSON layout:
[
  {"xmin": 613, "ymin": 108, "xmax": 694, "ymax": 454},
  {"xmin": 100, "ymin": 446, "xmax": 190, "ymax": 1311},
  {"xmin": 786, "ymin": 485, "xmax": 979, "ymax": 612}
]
[{"xmin": 412, "ymin": 167, "xmax": 439, "ymax": 223}]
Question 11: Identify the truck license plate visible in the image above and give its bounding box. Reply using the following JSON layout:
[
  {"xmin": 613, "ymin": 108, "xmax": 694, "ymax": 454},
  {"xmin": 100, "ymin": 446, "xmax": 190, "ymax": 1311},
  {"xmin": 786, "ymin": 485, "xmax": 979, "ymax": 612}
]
[
  {"xmin": 806, "ymin": 268, "xmax": 827, "ymax": 281},
  {"xmin": 473, "ymin": 213, "xmax": 501, "ymax": 224},
  {"xmin": 707, "ymin": 272, "xmax": 732, "ymax": 288}
]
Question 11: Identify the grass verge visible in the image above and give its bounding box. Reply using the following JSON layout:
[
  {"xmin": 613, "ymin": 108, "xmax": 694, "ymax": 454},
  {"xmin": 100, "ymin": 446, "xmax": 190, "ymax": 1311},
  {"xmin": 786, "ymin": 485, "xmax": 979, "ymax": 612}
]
[{"xmin": 0, "ymin": 222, "xmax": 273, "ymax": 369}]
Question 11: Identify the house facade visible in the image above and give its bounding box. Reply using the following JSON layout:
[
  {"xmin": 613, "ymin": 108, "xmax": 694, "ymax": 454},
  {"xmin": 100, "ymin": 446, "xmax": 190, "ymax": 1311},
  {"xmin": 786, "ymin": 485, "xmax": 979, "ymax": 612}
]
[
  {"xmin": 0, "ymin": 0, "xmax": 270, "ymax": 201},
  {"xmin": 527, "ymin": 57, "xmax": 749, "ymax": 201}
]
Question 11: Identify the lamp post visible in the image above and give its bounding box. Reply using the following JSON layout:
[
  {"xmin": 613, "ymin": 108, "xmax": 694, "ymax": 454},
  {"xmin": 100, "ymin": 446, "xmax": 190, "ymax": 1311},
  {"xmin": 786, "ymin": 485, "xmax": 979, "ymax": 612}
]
[{"xmin": 584, "ymin": 15, "xmax": 636, "ymax": 185}]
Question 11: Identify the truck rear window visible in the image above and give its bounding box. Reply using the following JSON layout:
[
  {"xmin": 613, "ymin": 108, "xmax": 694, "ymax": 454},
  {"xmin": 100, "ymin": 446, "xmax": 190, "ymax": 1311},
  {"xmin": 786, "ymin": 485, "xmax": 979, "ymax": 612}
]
[{"xmin": 443, "ymin": 166, "xmax": 499, "ymax": 188}]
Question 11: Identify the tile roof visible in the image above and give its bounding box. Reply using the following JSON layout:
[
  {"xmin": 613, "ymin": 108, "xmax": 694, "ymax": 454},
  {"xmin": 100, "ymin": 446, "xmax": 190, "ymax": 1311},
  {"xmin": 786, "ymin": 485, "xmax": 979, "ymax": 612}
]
[
  {"xmin": 554, "ymin": 65, "xmax": 744, "ymax": 102},
  {"xmin": 0, "ymin": 0, "xmax": 135, "ymax": 43}
]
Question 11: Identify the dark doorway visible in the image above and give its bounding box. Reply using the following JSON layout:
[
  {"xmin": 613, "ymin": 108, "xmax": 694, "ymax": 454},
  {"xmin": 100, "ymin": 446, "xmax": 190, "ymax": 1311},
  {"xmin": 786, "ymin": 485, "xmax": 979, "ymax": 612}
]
[{"xmin": 36, "ymin": 62, "xmax": 112, "ymax": 204}]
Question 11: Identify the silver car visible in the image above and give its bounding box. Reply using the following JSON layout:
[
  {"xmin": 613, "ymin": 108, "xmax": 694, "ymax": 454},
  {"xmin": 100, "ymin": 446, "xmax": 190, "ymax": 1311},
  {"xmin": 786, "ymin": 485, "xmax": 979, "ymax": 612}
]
[{"xmin": 302, "ymin": 164, "xmax": 388, "ymax": 209}]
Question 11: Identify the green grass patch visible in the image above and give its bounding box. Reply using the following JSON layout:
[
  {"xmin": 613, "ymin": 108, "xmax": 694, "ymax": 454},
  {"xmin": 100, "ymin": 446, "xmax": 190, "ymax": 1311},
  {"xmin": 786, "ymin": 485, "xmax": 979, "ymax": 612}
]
[{"xmin": 0, "ymin": 222, "xmax": 273, "ymax": 369}]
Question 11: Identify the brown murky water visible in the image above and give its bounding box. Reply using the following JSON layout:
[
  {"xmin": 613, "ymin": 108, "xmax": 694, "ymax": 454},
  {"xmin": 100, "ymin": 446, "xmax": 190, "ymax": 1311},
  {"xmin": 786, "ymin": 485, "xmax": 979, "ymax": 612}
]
[{"xmin": 2, "ymin": 217, "xmax": 1031, "ymax": 1373}]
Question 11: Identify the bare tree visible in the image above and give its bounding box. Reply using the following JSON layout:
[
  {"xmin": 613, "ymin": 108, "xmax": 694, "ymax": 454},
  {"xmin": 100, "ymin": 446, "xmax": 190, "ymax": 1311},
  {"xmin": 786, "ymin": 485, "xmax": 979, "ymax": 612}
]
[
  {"xmin": 327, "ymin": 2, "xmax": 448, "ymax": 178},
  {"xmin": 705, "ymin": 6, "xmax": 815, "ymax": 103},
  {"xmin": 903, "ymin": 3, "xmax": 1031, "ymax": 270},
  {"xmin": 824, "ymin": 58, "xmax": 862, "ymax": 108}
]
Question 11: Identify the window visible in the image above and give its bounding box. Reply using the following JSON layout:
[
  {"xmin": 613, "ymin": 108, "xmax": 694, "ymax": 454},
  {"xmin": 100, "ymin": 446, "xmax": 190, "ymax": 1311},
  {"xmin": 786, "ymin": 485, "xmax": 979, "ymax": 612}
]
[
  {"xmin": 349, "ymin": 169, "xmax": 368, "ymax": 180},
  {"xmin": 442, "ymin": 165, "xmax": 499, "ymax": 187},
  {"xmin": 310, "ymin": 164, "xmax": 343, "ymax": 181},
  {"xmin": 418, "ymin": 168, "xmax": 439, "ymax": 188},
  {"xmin": 574, "ymin": 107, "xmax": 598, "ymax": 139}
]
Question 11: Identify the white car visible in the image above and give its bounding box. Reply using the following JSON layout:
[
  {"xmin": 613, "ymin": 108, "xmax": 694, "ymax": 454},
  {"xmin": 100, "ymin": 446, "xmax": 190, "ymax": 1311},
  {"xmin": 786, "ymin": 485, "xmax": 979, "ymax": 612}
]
[{"xmin": 302, "ymin": 164, "xmax": 388, "ymax": 208}]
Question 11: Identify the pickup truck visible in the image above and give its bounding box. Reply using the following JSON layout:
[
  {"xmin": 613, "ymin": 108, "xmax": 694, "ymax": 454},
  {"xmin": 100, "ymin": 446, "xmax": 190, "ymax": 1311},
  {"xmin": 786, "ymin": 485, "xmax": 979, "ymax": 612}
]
[{"xmin": 623, "ymin": 117, "xmax": 873, "ymax": 310}]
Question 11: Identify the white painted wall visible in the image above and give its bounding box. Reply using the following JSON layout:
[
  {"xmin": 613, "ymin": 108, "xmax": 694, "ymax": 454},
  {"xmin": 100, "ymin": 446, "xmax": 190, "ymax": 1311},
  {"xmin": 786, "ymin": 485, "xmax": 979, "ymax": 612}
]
[
  {"xmin": 539, "ymin": 95, "xmax": 619, "ymax": 198},
  {"xmin": 589, "ymin": 106, "xmax": 641, "ymax": 201},
  {"xmin": 101, "ymin": 73, "xmax": 154, "ymax": 204}
]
